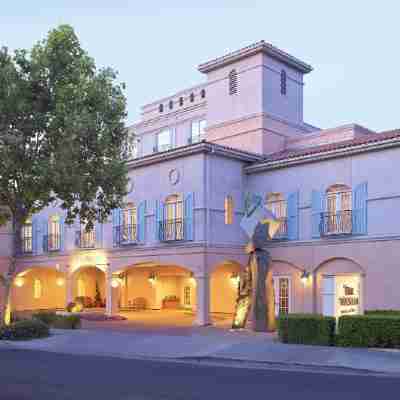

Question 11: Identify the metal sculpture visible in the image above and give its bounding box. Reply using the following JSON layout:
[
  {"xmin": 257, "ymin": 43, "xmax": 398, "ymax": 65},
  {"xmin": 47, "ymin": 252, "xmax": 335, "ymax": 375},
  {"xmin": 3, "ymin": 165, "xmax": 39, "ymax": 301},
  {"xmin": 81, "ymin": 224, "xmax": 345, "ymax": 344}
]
[{"xmin": 232, "ymin": 194, "xmax": 281, "ymax": 332}]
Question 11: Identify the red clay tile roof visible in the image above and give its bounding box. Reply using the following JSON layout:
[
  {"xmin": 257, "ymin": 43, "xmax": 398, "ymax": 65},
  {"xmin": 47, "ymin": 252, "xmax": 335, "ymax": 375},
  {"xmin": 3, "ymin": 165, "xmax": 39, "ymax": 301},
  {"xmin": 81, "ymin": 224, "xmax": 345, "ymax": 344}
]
[{"xmin": 263, "ymin": 129, "xmax": 400, "ymax": 162}]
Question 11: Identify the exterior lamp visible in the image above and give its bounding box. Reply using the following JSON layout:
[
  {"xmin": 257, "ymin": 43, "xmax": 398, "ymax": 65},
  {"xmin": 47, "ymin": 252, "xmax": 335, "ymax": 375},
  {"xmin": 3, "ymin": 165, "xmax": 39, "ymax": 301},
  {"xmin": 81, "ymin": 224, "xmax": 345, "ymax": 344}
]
[
  {"xmin": 111, "ymin": 278, "xmax": 120, "ymax": 288},
  {"xmin": 148, "ymin": 272, "xmax": 156, "ymax": 285},
  {"xmin": 56, "ymin": 277, "xmax": 65, "ymax": 287},
  {"xmin": 189, "ymin": 272, "xmax": 196, "ymax": 286},
  {"xmin": 230, "ymin": 272, "xmax": 240, "ymax": 287},
  {"xmin": 14, "ymin": 276, "xmax": 25, "ymax": 287},
  {"xmin": 301, "ymin": 271, "xmax": 310, "ymax": 285}
]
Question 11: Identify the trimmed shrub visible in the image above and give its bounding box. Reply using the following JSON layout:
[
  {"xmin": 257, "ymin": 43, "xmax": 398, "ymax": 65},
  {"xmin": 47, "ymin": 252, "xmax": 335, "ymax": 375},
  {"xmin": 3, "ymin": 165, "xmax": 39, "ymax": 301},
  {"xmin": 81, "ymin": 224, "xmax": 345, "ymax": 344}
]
[
  {"xmin": 365, "ymin": 310, "xmax": 400, "ymax": 317},
  {"xmin": 338, "ymin": 315, "xmax": 400, "ymax": 348},
  {"xmin": 0, "ymin": 319, "xmax": 50, "ymax": 340},
  {"xmin": 67, "ymin": 302, "xmax": 83, "ymax": 313},
  {"xmin": 32, "ymin": 311, "xmax": 58, "ymax": 326},
  {"xmin": 278, "ymin": 314, "xmax": 336, "ymax": 346},
  {"xmin": 52, "ymin": 315, "xmax": 81, "ymax": 330}
]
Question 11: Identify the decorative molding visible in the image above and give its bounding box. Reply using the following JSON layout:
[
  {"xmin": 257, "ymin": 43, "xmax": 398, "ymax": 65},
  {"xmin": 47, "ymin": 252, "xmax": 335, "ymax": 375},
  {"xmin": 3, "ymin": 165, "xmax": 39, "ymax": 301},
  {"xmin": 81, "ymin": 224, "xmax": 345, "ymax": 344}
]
[{"xmin": 168, "ymin": 168, "xmax": 180, "ymax": 185}]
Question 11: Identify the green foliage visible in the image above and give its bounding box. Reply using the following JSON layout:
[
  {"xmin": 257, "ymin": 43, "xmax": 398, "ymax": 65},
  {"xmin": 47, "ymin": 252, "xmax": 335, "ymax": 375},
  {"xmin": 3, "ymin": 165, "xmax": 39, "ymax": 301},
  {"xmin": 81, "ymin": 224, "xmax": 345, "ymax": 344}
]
[
  {"xmin": 365, "ymin": 309, "xmax": 400, "ymax": 316},
  {"xmin": 337, "ymin": 315, "xmax": 400, "ymax": 348},
  {"xmin": 32, "ymin": 311, "xmax": 58, "ymax": 325},
  {"xmin": 52, "ymin": 315, "xmax": 81, "ymax": 330},
  {"xmin": 66, "ymin": 302, "xmax": 83, "ymax": 313},
  {"xmin": 0, "ymin": 319, "xmax": 49, "ymax": 340},
  {"xmin": 278, "ymin": 314, "xmax": 336, "ymax": 346}
]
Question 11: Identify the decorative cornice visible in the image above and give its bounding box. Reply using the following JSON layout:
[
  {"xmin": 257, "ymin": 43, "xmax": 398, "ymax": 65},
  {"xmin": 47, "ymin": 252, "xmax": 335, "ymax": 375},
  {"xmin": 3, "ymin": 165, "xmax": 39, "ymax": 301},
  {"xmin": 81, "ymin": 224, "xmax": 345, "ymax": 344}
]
[
  {"xmin": 245, "ymin": 136, "xmax": 400, "ymax": 174},
  {"xmin": 126, "ymin": 141, "xmax": 262, "ymax": 170},
  {"xmin": 198, "ymin": 40, "xmax": 313, "ymax": 74}
]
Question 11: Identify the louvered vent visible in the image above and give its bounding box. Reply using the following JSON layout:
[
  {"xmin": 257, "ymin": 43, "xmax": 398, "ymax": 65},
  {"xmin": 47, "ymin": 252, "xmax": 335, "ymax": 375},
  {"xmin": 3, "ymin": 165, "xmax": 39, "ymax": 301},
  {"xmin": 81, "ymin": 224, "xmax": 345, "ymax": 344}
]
[{"xmin": 229, "ymin": 69, "xmax": 238, "ymax": 95}]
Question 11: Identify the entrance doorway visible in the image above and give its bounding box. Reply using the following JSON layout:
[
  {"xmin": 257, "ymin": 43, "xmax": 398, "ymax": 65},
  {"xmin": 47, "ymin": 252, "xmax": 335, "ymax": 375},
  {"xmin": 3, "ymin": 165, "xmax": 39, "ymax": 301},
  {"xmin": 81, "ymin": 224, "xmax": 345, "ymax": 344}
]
[{"xmin": 273, "ymin": 276, "xmax": 292, "ymax": 316}]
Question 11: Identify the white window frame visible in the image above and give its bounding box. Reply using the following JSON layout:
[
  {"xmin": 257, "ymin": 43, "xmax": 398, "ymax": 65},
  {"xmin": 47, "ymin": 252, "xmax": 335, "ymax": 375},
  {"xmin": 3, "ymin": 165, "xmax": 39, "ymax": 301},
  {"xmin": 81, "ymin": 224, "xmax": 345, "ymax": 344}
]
[
  {"xmin": 273, "ymin": 275, "xmax": 292, "ymax": 316},
  {"xmin": 33, "ymin": 279, "xmax": 42, "ymax": 299},
  {"xmin": 157, "ymin": 128, "xmax": 173, "ymax": 152},
  {"xmin": 190, "ymin": 119, "xmax": 206, "ymax": 143}
]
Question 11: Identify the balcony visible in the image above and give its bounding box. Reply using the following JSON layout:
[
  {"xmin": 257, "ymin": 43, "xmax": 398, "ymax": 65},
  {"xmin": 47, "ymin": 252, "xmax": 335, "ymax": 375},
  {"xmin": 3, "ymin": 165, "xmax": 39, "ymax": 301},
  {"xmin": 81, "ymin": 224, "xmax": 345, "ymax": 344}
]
[
  {"xmin": 75, "ymin": 230, "xmax": 96, "ymax": 249},
  {"xmin": 153, "ymin": 143, "xmax": 172, "ymax": 153},
  {"xmin": 159, "ymin": 219, "xmax": 184, "ymax": 242},
  {"xmin": 113, "ymin": 224, "xmax": 137, "ymax": 247},
  {"xmin": 273, "ymin": 218, "xmax": 288, "ymax": 239},
  {"xmin": 320, "ymin": 211, "xmax": 352, "ymax": 236},
  {"xmin": 19, "ymin": 237, "xmax": 33, "ymax": 255},
  {"xmin": 43, "ymin": 234, "xmax": 61, "ymax": 252}
]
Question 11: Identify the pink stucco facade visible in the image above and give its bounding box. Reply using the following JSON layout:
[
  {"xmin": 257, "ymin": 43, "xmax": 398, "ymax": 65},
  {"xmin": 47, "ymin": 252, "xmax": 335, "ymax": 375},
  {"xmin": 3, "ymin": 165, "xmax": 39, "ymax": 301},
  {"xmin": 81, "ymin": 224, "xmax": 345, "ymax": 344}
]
[{"xmin": 1, "ymin": 40, "xmax": 399, "ymax": 324}]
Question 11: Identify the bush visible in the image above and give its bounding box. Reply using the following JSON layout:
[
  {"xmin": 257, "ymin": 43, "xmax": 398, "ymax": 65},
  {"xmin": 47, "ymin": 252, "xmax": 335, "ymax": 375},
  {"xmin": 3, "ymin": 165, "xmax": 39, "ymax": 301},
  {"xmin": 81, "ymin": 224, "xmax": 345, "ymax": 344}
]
[
  {"xmin": 365, "ymin": 309, "xmax": 400, "ymax": 316},
  {"xmin": 278, "ymin": 314, "xmax": 336, "ymax": 346},
  {"xmin": 66, "ymin": 302, "xmax": 83, "ymax": 313},
  {"xmin": 337, "ymin": 315, "xmax": 400, "ymax": 348},
  {"xmin": 0, "ymin": 319, "xmax": 50, "ymax": 340},
  {"xmin": 52, "ymin": 315, "xmax": 81, "ymax": 330},
  {"xmin": 32, "ymin": 311, "xmax": 58, "ymax": 326}
]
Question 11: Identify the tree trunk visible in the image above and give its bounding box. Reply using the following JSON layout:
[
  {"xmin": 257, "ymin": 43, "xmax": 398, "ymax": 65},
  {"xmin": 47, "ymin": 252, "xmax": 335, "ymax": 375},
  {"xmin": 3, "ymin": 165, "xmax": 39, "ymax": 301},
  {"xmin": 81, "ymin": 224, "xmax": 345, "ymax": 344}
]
[{"xmin": 1, "ymin": 213, "xmax": 23, "ymax": 326}]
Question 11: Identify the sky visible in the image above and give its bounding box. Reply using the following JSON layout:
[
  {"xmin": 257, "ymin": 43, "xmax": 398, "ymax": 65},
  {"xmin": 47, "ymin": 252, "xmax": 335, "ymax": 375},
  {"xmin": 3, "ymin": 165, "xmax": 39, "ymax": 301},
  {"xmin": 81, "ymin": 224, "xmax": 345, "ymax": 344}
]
[{"xmin": 1, "ymin": 1, "xmax": 399, "ymax": 131}]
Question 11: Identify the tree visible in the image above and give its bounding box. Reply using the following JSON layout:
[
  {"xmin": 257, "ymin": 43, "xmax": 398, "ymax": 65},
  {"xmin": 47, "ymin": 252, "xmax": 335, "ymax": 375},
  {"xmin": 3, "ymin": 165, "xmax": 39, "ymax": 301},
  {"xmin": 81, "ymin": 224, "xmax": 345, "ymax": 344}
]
[{"xmin": 0, "ymin": 25, "xmax": 128, "ymax": 325}]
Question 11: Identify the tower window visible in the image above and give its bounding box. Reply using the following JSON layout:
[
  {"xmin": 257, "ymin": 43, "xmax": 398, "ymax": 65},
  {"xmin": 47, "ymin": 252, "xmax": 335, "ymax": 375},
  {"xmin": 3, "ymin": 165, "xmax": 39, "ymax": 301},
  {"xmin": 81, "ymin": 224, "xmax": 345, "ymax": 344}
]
[
  {"xmin": 159, "ymin": 104, "xmax": 164, "ymax": 113},
  {"xmin": 201, "ymin": 89, "xmax": 206, "ymax": 99},
  {"xmin": 190, "ymin": 92, "xmax": 195, "ymax": 102},
  {"xmin": 229, "ymin": 69, "xmax": 238, "ymax": 95},
  {"xmin": 169, "ymin": 100, "xmax": 173, "ymax": 110},
  {"xmin": 280, "ymin": 70, "xmax": 287, "ymax": 95},
  {"xmin": 179, "ymin": 97, "xmax": 184, "ymax": 106}
]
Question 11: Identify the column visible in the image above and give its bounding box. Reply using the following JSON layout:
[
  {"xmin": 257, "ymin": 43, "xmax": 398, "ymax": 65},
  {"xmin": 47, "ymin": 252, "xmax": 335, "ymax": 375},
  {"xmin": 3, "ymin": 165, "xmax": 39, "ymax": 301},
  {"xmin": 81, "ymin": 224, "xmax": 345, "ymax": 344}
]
[
  {"xmin": 152, "ymin": 278, "xmax": 163, "ymax": 310},
  {"xmin": 66, "ymin": 274, "xmax": 73, "ymax": 307},
  {"xmin": 105, "ymin": 271, "xmax": 120, "ymax": 316},
  {"xmin": 194, "ymin": 274, "xmax": 210, "ymax": 326}
]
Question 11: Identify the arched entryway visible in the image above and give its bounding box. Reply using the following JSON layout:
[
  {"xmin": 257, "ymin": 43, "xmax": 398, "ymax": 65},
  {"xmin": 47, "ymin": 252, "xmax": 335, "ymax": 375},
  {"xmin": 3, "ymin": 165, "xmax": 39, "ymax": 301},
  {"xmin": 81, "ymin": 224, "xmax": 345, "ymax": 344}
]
[
  {"xmin": 70, "ymin": 266, "xmax": 106, "ymax": 309},
  {"xmin": 11, "ymin": 267, "xmax": 66, "ymax": 314}
]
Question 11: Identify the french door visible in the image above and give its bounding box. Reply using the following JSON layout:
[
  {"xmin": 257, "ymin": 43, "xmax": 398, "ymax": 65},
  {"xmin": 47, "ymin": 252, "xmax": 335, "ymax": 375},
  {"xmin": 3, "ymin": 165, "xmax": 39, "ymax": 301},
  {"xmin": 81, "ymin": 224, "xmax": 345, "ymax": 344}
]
[{"xmin": 273, "ymin": 276, "xmax": 292, "ymax": 316}]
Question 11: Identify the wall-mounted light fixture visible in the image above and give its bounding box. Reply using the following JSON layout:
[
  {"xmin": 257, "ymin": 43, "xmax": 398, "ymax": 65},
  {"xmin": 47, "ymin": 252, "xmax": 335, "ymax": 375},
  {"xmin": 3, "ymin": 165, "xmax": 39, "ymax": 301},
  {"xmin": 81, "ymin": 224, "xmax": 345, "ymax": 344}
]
[
  {"xmin": 56, "ymin": 277, "xmax": 65, "ymax": 287},
  {"xmin": 189, "ymin": 272, "xmax": 196, "ymax": 286},
  {"xmin": 14, "ymin": 276, "xmax": 25, "ymax": 287},
  {"xmin": 230, "ymin": 272, "xmax": 240, "ymax": 287},
  {"xmin": 301, "ymin": 271, "xmax": 310, "ymax": 285},
  {"xmin": 111, "ymin": 278, "xmax": 120, "ymax": 288},
  {"xmin": 148, "ymin": 272, "xmax": 157, "ymax": 285}
]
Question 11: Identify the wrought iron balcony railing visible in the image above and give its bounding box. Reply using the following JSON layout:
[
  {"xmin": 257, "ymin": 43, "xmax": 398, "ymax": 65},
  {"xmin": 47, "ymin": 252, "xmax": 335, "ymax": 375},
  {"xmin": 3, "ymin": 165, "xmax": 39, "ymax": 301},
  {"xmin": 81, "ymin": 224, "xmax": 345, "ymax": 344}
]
[
  {"xmin": 159, "ymin": 219, "xmax": 184, "ymax": 241},
  {"xmin": 320, "ymin": 211, "xmax": 353, "ymax": 236},
  {"xmin": 273, "ymin": 217, "xmax": 288, "ymax": 239},
  {"xmin": 43, "ymin": 234, "xmax": 61, "ymax": 252},
  {"xmin": 113, "ymin": 224, "xmax": 137, "ymax": 246},
  {"xmin": 75, "ymin": 230, "xmax": 96, "ymax": 249},
  {"xmin": 19, "ymin": 237, "xmax": 33, "ymax": 254}
]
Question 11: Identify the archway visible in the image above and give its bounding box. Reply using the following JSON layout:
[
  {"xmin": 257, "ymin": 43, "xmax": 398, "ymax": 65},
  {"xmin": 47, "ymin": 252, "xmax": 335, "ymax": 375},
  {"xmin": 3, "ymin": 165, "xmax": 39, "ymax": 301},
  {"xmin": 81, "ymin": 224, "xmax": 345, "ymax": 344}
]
[
  {"xmin": 71, "ymin": 266, "xmax": 106, "ymax": 309},
  {"xmin": 11, "ymin": 267, "xmax": 66, "ymax": 315}
]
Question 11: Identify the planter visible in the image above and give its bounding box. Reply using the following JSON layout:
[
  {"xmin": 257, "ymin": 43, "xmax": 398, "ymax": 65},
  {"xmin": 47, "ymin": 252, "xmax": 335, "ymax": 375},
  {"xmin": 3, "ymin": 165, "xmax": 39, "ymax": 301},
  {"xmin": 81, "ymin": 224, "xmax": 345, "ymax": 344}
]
[{"xmin": 163, "ymin": 300, "xmax": 181, "ymax": 309}]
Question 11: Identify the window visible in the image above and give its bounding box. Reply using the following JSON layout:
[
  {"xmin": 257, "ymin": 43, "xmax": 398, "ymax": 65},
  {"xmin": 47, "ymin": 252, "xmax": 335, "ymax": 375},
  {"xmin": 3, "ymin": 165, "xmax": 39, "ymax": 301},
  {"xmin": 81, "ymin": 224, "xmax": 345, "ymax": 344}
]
[
  {"xmin": 190, "ymin": 92, "xmax": 195, "ymax": 102},
  {"xmin": 201, "ymin": 89, "xmax": 206, "ymax": 99},
  {"xmin": 157, "ymin": 129, "xmax": 172, "ymax": 152},
  {"xmin": 121, "ymin": 203, "xmax": 137, "ymax": 243},
  {"xmin": 122, "ymin": 133, "xmax": 139, "ymax": 160},
  {"xmin": 229, "ymin": 69, "xmax": 238, "ymax": 95},
  {"xmin": 169, "ymin": 100, "xmax": 173, "ymax": 110},
  {"xmin": 224, "ymin": 195, "xmax": 234, "ymax": 225},
  {"xmin": 179, "ymin": 97, "xmax": 184, "ymax": 106},
  {"xmin": 323, "ymin": 184, "xmax": 352, "ymax": 235},
  {"xmin": 164, "ymin": 194, "xmax": 183, "ymax": 240},
  {"xmin": 21, "ymin": 217, "xmax": 33, "ymax": 253},
  {"xmin": 278, "ymin": 277, "xmax": 290, "ymax": 314},
  {"xmin": 280, "ymin": 70, "xmax": 287, "ymax": 95},
  {"xmin": 190, "ymin": 119, "xmax": 206, "ymax": 143},
  {"xmin": 184, "ymin": 286, "xmax": 191, "ymax": 306},
  {"xmin": 77, "ymin": 278, "xmax": 85, "ymax": 297},
  {"xmin": 159, "ymin": 104, "xmax": 163, "ymax": 113},
  {"xmin": 33, "ymin": 279, "xmax": 42, "ymax": 299},
  {"xmin": 78, "ymin": 221, "xmax": 95, "ymax": 248},
  {"xmin": 48, "ymin": 215, "xmax": 60, "ymax": 251},
  {"xmin": 266, "ymin": 193, "xmax": 288, "ymax": 238}
]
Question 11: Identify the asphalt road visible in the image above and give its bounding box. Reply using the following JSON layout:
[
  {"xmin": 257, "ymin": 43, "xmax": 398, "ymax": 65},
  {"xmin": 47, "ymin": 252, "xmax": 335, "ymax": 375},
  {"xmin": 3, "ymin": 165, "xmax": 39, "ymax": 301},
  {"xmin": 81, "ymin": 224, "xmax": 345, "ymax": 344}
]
[{"xmin": 0, "ymin": 349, "xmax": 399, "ymax": 400}]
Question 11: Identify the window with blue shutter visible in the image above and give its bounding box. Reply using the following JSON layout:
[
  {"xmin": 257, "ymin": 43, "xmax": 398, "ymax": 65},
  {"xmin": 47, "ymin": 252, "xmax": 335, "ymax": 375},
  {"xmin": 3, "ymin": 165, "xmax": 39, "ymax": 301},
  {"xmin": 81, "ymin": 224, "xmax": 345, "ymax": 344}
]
[
  {"xmin": 156, "ymin": 200, "xmax": 165, "ymax": 241},
  {"xmin": 41, "ymin": 218, "xmax": 48, "ymax": 253},
  {"xmin": 31, "ymin": 216, "xmax": 39, "ymax": 255},
  {"xmin": 287, "ymin": 191, "xmax": 299, "ymax": 240},
  {"xmin": 352, "ymin": 182, "xmax": 368, "ymax": 235},
  {"xmin": 137, "ymin": 200, "xmax": 146, "ymax": 242},
  {"xmin": 184, "ymin": 192, "xmax": 194, "ymax": 241},
  {"xmin": 312, "ymin": 190, "xmax": 324, "ymax": 238},
  {"xmin": 95, "ymin": 221, "xmax": 103, "ymax": 248},
  {"xmin": 59, "ymin": 215, "xmax": 65, "ymax": 251},
  {"xmin": 112, "ymin": 208, "xmax": 121, "ymax": 247}
]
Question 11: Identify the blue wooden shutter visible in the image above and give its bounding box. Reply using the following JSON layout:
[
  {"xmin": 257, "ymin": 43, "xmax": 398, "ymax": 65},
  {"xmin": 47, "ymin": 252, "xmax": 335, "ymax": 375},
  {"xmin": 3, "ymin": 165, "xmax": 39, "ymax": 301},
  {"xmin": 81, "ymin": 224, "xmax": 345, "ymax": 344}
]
[
  {"xmin": 311, "ymin": 190, "xmax": 323, "ymax": 238},
  {"xmin": 31, "ymin": 216, "xmax": 39, "ymax": 254},
  {"xmin": 112, "ymin": 208, "xmax": 121, "ymax": 247},
  {"xmin": 59, "ymin": 215, "xmax": 65, "ymax": 251},
  {"xmin": 95, "ymin": 221, "xmax": 103, "ymax": 248},
  {"xmin": 137, "ymin": 201, "xmax": 146, "ymax": 242},
  {"xmin": 352, "ymin": 182, "xmax": 368, "ymax": 235},
  {"xmin": 40, "ymin": 218, "xmax": 48, "ymax": 253},
  {"xmin": 287, "ymin": 191, "xmax": 299, "ymax": 240},
  {"xmin": 184, "ymin": 192, "xmax": 194, "ymax": 241},
  {"xmin": 156, "ymin": 200, "xmax": 165, "ymax": 240}
]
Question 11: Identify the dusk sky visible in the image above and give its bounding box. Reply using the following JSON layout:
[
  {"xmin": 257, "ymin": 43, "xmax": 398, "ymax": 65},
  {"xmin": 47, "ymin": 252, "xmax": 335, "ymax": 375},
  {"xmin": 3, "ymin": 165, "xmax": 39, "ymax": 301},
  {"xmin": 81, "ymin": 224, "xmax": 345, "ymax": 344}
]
[{"xmin": 1, "ymin": 2, "xmax": 399, "ymax": 131}]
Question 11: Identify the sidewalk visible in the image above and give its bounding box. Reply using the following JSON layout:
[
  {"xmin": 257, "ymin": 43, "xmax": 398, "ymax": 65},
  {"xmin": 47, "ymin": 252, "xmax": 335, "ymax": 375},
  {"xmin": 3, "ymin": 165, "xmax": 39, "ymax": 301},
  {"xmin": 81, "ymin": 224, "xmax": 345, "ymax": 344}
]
[{"xmin": 1, "ymin": 328, "xmax": 400, "ymax": 375}]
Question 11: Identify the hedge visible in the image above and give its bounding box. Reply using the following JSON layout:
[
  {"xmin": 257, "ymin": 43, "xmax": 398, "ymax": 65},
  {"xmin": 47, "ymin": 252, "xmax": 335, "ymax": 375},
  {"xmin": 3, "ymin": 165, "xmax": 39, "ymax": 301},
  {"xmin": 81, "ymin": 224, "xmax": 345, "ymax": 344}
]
[
  {"xmin": 365, "ymin": 309, "xmax": 400, "ymax": 316},
  {"xmin": 0, "ymin": 319, "xmax": 50, "ymax": 340},
  {"xmin": 337, "ymin": 315, "xmax": 400, "ymax": 348},
  {"xmin": 33, "ymin": 312, "xmax": 81, "ymax": 330},
  {"xmin": 278, "ymin": 314, "xmax": 336, "ymax": 346}
]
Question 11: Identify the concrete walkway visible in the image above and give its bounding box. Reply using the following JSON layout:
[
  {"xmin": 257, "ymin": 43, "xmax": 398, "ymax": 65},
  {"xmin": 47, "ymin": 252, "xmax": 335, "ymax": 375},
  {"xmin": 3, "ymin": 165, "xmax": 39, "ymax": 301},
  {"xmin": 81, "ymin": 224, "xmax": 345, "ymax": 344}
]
[{"xmin": 1, "ymin": 327, "xmax": 400, "ymax": 375}]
